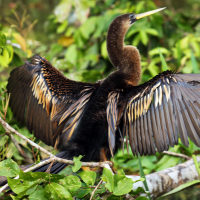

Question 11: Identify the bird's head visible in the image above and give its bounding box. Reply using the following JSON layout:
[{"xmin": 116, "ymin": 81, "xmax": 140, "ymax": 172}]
[
  {"xmin": 107, "ymin": 7, "xmax": 166, "ymax": 69},
  {"xmin": 113, "ymin": 7, "xmax": 166, "ymax": 29}
]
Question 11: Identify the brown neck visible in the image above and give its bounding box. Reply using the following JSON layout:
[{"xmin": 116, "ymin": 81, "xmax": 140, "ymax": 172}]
[
  {"xmin": 107, "ymin": 15, "xmax": 141, "ymax": 86},
  {"xmin": 107, "ymin": 17, "xmax": 129, "ymax": 68}
]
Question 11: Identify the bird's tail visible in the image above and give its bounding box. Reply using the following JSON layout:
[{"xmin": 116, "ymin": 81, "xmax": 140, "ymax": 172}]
[{"xmin": 0, "ymin": 151, "xmax": 70, "ymax": 187}]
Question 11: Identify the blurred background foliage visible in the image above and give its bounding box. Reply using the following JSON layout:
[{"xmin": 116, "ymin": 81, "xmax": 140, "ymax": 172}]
[{"xmin": 0, "ymin": 0, "xmax": 200, "ymax": 178}]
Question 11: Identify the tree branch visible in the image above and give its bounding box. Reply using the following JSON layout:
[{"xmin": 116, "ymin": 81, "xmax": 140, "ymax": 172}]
[
  {"xmin": 0, "ymin": 116, "xmax": 54, "ymax": 157},
  {"xmin": 162, "ymin": 150, "xmax": 190, "ymax": 160},
  {"xmin": 127, "ymin": 156, "xmax": 200, "ymax": 199}
]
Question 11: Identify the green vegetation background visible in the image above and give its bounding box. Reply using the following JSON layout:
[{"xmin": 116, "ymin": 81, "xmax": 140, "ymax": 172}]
[{"xmin": 0, "ymin": 0, "xmax": 200, "ymax": 180}]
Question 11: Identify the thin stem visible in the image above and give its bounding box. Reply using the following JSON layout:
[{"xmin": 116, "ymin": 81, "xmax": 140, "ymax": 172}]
[{"xmin": 90, "ymin": 179, "xmax": 103, "ymax": 200}]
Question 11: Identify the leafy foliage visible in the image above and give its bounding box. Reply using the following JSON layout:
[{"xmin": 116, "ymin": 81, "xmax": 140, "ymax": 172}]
[{"xmin": 0, "ymin": 158, "xmax": 148, "ymax": 199}]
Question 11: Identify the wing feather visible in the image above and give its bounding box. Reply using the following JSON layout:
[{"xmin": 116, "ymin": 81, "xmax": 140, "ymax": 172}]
[
  {"xmin": 107, "ymin": 71, "xmax": 200, "ymax": 155},
  {"xmin": 7, "ymin": 55, "xmax": 99, "ymax": 147}
]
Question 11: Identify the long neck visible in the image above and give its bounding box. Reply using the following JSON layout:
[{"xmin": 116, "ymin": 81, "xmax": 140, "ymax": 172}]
[
  {"xmin": 107, "ymin": 18, "xmax": 129, "ymax": 68},
  {"xmin": 107, "ymin": 17, "xmax": 141, "ymax": 86}
]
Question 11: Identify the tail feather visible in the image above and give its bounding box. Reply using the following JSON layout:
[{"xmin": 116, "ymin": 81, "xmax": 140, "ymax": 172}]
[{"xmin": 0, "ymin": 151, "xmax": 70, "ymax": 188}]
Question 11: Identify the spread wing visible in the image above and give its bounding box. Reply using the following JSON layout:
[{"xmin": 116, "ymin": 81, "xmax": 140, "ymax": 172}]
[
  {"xmin": 107, "ymin": 71, "xmax": 200, "ymax": 156},
  {"xmin": 7, "ymin": 55, "xmax": 99, "ymax": 148}
]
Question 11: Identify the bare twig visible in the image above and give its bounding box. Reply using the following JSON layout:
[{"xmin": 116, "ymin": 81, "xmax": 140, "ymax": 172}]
[
  {"xmin": 90, "ymin": 179, "xmax": 103, "ymax": 200},
  {"xmin": 0, "ymin": 133, "xmax": 7, "ymax": 137},
  {"xmin": 0, "ymin": 116, "xmax": 54, "ymax": 157},
  {"xmin": 162, "ymin": 150, "xmax": 190, "ymax": 160},
  {"xmin": 45, "ymin": 159, "xmax": 55, "ymax": 173},
  {"xmin": 32, "ymin": 146, "xmax": 36, "ymax": 162},
  {"xmin": 5, "ymin": 132, "xmax": 33, "ymax": 164}
]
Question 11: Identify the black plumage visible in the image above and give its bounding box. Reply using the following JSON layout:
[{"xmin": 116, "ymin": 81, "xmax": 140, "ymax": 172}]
[{"xmin": 2, "ymin": 7, "xmax": 200, "ymax": 181}]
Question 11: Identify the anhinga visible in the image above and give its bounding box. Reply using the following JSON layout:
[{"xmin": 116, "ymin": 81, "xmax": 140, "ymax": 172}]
[{"xmin": 3, "ymin": 7, "xmax": 200, "ymax": 176}]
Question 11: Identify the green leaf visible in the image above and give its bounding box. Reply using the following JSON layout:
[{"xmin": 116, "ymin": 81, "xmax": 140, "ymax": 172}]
[
  {"xmin": 149, "ymin": 47, "xmax": 169, "ymax": 57},
  {"xmin": 155, "ymin": 155, "xmax": 180, "ymax": 171},
  {"xmin": 140, "ymin": 31, "xmax": 148, "ymax": 45},
  {"xmin": 114, "ymin": 174, "xmax": 125, "ymax": 187},
  {"xmin": 192, "ymin": 154, "xmax": 200, "ymax": 178},
  {"xmin": 59, "ymin": 175, "xmax": 81, "ymax": 195},
  {"xmin": 101, "ymin": 40, "xmax": 108, "ymax": 59},
  {"xmin": 161, "ymin": 180, "xmax": 200, "ymax": 197},
  {"xmin": 57, "ymin": 20, "xmax": 68, "ymax": 34},
  {"xmin": 72, "ymin": 155, "xmax": 83, "ymax": 172},
  {"xmin": 93, "ymin": 16, "xmax": 106, "ymax": 38},
  {"xmin": 4, "ymin": 47, "xmax": 11, "ymax": 58},
  {"xmin": 17, "ymin": 184, "xmax": 38, "ymax": 198},
  {"xmin": 191, "ymin": 50, "xmax": 199, "ymax": 73},
  {"xmin": 0, "ymin": 32, "xmax": 6, "ymax": 46},
  {"xmin": 132, "ymin": 33, "xmax": 140, "ymax": 47},
  {"xmin": 7, "ymin": 177, "xmax": 38, "ymax": 194},
  {"xmin": 102, "ymin": 168, "xmax": 114, "ymax": 192},
  {"xmin": 126, "ymin": 29, "xmax": 140, "ymax": 38},
  {"xmin": 130, "ymin": 187, "xmax": 146, "ymax": 196},
  {"xmin": 107, "ymin": 194, "xmax": 125, "ymax": 200},
  {"xmin": 78, "ymin": 171, "xmax": 96, "ymax": 186},
  {"xmin": 0, "ymin": 158, "xmax": 19, "ymax": 177},
  {"xmin": 136, "ymin": 197, "xmax": 149, "ymax": 200},
  {"xmin": 44, "ymin": 182, "xmax": 73, "ymax": 200},
  {"xmin": 13, "ymin": 46, "xmax": 27, "ymax": 57},
  {"xmin": 79, "ymin": 17, "xmax": 96, "ymax": 39},
  {"xmin": 25, "ymin": 184, "xmax": 38, "ymax": 195},
  {"xmin": 138, "ymin": 154, "xmax": 151, "ymax": 200},
  {"xmin": 158, "ymin": 47, "xmax": 168, "ymax": 71},
  {"xmin": 113, "ymin": 177, "xmax": 134, "ymax": 196},
  {"xmin": 65, "ymin": 44, "xmax": 77, "ymax": 65},
  {"xmin": 76, "ymin": 182, "xmax": 91, "ymax": 198},
  {"xmin": 45, "ymin": 173, "xmax": 65, "ymax": 182},
  {"xmin": 50, "ymin": 43, "xmax": 63, "ymax": 56},
  {"xmin": 19, "ymin": 169, "xmax": 46, "ymax": 181},
  {"xmin": 145, "ymin": 28, "xmax": 159, "ymax": 36},
  {"xmin": 29, "ymin": 189, "xmax": 48, "ymax": 200},
  {"xmin": 177, "ymin": 41, "xmax": 181, "ymax": 67},
  {"xmin": 19, "ymin": 170, "xmax": 64, "ymax": 183},
  {"xmin": 10, "ymin": 195, "xmax": 20, "ymax": 200},
  {"xmin": 58, "ymin": 165, "xmax": 73, "ymax": 175}
]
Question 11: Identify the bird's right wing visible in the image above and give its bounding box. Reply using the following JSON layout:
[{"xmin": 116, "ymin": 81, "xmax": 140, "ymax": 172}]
[
  {"xmin": 107, "ymin": 71, "xmax": 200, "ymax": 156},
  {"xmin": 7, "ymin": 55, "xmax": 99, "ymax": 148}
]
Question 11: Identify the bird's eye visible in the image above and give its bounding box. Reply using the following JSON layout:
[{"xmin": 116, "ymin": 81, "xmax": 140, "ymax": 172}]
[{"xmin": 129, "ymin": 14, "xmax": 134, "ymax": 19}]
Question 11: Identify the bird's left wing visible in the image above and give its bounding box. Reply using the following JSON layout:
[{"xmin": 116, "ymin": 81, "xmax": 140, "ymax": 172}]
[
  {"xmin": 107, "ymin": 71, "xmax": 200, "ymax": 156},
  {"xmin": 7, "ymin": 55, "xmax": 99, "ymax": 148}
]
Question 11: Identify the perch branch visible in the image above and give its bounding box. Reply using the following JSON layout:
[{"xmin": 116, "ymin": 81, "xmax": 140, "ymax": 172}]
[
  {"xmin": 0, "ymin": 116, "xmax": 112, "ymax": 167},
  {"xmin": 127, "ymin": 156, "xmax": 200, "ymax": 199}
]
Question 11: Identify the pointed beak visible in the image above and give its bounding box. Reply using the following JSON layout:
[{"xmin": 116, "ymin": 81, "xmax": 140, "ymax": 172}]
[{"xmin": 135, "ymin": 7, "xmax": 166, "ymax": 20}]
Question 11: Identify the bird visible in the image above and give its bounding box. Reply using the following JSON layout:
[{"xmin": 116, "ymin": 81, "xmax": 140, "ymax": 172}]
[{"xmin": 3, "ymin": 7, "xmax": 200, "ymax": 178}]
